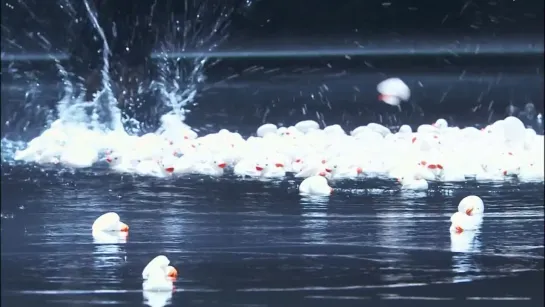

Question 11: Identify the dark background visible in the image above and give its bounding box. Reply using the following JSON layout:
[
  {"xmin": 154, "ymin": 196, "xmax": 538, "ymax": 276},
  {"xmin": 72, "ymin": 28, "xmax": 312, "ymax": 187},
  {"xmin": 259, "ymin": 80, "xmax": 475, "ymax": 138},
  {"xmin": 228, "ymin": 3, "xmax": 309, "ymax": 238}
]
[{"xmin": 1, "ymin": 0, "xmax": 544, "ymax": 136}]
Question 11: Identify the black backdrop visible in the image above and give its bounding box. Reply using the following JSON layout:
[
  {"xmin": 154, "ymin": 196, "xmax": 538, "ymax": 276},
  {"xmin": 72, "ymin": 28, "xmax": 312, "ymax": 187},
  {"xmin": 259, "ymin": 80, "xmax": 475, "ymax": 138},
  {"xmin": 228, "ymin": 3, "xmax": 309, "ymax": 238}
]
[{"xmin": 0, "ymin": 0, "xmax": 543, "ymax": 136}]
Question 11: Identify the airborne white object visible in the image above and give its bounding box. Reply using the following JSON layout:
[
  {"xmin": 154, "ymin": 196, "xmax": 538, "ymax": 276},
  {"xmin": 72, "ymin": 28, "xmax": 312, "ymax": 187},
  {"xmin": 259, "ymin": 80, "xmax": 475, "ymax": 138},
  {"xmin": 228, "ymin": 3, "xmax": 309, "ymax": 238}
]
[{"xmin": 376, "ymin": 78, "xmax": 411, "ymax": 106}]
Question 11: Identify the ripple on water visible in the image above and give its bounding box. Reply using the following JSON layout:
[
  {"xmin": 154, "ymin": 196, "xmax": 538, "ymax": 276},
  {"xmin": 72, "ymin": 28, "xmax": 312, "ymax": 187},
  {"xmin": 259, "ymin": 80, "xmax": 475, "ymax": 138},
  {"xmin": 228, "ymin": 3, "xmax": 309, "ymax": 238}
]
[{"xmin": 1, "ymin": 164, "xmax": 544, "ymax": 305}]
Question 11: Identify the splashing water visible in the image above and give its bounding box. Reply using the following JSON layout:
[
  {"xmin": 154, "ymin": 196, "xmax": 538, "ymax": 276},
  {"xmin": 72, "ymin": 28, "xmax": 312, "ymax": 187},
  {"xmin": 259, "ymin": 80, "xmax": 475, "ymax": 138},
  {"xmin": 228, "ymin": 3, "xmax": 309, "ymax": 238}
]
[{"xmin": 2, "ymin": 0, "xmax": 255, "ymax": 163}]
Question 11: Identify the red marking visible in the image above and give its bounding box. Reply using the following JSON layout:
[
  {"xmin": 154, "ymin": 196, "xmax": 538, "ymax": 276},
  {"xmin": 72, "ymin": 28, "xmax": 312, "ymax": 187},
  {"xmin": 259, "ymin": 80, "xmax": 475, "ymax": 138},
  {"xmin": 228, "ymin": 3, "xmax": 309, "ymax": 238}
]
[
  {"xmin": 508, "ymin": 152, "xmax": 513, "ymax": 156},
  {"xmin": 412, "ymin": 137, "xmax": 417, "ymax": 143},
  {"xmin": 106, "ymin": 157, "xmax": 112, "ymax": 163},
  {"xmin": 217, "ymin": 163, "xmax": 227, "ymax": 169},
  {"xmin": 167, "ymin": 267, "xmax": 178, "ymax": 279},
  {"xmin": 503, "ymin": 170, "xmax": 507, "ymax": 176},
  {"xmin": 325, "ymin": 168, "xmax": 332, "ymax": 173},
  {"xmin": 321, "ymin": 159, "xmax": 326, "ymax": 164},
  {"xmin": 275, "ymin": 163, "xmax": 284, "ymax": 168},
  {"xmin": 421, "ymin": 161, "xmax": 427, "ymax": 166},
  {"xmin": 428, "ymin": 164, "xmax": 437, "ymax": 169},
  {"xmin": 184, "ymin": 136, "xmax": 189, "ymax": 140},
  {"xmin": 433, "ymin": 135, "xmax": 438, "ymax": 139},
  {"xmin": 191, "ymin": 144, "xmax": 196, "ymax": 148},
  {"xmin": 319, "ymin": 172, "xmax": 326, "ymax": 176},
  {"xmin": 256, "ymin": 166, "xmax": 264, "ymax": 171},
  {"xmin": 356, "ymin": 167, "xmax": 363, "ymax": 174},
  {"xmin": 455, "ymin": 226, "xmax": 463, "ymax": 234},
  {"xmin": 295, "ymin": 159, "xmax": 301, "ymax": 163},
  {"xmin": 378, "ymin": 94, "xmax": 389, "ymax": 101},
  {"xmin": 120, "ymin": 224, "xmax": 129, "ymax": 232},
  {"xmin": 165, "ymin": 167, "xmax": 174, "ymax": 173},
  {"xmin": 437, "ymin": 164, "xmax": 444, "ymax": 170},
  {"xmin": 465, "ymin": 208, "xmax": 473, "ymax": 216}
]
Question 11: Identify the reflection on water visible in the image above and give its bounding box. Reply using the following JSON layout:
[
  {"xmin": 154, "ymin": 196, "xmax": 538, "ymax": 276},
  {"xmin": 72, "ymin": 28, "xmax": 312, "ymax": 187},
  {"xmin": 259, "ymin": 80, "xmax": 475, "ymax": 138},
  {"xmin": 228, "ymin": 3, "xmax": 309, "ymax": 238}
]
[
  {"xmin": 143, "ymin": 290, "xmax": 172, "ymax": 307},
  {"xmin": 92, "ymin": 231, "xmax": 127, "ymax": 270},
  {"xmin": 1, "ymin": 166, "xmax": 544, "ymax": 305},
  {"xmin": 301, "ymin": 197, "xmax": 329, "ymax": 244},
  {"xmin": 450, "ymin": 230, "xmax": 483, "ymax": 283}
]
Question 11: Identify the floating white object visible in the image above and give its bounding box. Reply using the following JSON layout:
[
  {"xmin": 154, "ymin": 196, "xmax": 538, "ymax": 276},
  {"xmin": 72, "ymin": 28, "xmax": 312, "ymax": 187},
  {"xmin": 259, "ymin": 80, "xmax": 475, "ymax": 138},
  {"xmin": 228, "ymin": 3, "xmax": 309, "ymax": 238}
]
[
  {"xmin": 457, "ymin": 195, "xmax": 485, "ymax": 216},
  {"xmin": 294, "ymin": 120, "xmax": 320, "ymax": 134},
  {"xmin": 92, "ymin": 212, "xmax": 129, "ymax": 232},
  {"xmin": 376, "ymin": 78, "xmax": 411, "ymax": 106},
  {"xmin": 142, "ymin": 255, "xmax": 178, "ymax": 280},
  {"xmin": 256, "ymin": 123, "xmax": 277, "ymax": 137},
  {"xmin": 299, "ymin": 175, "xmax": 333, "ymax": 196}
]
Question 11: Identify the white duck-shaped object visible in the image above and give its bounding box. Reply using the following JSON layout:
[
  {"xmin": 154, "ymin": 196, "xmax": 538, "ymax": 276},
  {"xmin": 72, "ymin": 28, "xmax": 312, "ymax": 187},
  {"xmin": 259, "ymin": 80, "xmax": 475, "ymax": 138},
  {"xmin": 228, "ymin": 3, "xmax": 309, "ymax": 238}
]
[
  {"xmin": 398, "ymin": 175, "xmax": 428, "ymax": 190},
  {"xmin": 142, "ymin": 255, "xmax": 177, "ymax": 292},
  {"xmin": 449, "ymin": 211, "xmax": 482, "ymax": 234},
  {"xmin": 142, "ymin": 255, "xmax": 178, "ymax": 280},
  {"xmin": 457, "ymin": 195, "xmax": 485, "ymax": 216},
  {"xmin": 377, "ymin": 77, "xmax": 411, "ymax": 106},
  {"xmin": 256, "ymin": 161, "xmax": 286, "ymax": 178},
  {"xmin": 299, "ymin": 176, "xmax": 333, "ymax": 196},
  {"xmin": 92, "ymin": 212, "xmax": 129, "ymax": 233}
]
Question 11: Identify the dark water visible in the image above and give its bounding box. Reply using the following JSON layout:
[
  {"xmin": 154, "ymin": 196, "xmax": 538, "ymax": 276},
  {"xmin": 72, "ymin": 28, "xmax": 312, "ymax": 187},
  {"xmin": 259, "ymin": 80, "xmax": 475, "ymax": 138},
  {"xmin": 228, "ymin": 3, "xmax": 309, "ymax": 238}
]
[
  {"xmin": 1, "ymin": 164, "xmax": 544, "ymax": 306},
  {"xmin": 2, "ymin": 0, "xmax": 544, "ymax": 305}
]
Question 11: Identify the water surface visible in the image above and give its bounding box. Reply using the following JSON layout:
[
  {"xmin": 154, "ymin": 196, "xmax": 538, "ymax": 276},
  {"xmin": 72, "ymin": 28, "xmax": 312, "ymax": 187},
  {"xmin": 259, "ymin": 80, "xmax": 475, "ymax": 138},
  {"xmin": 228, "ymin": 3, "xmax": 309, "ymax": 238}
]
[{"xmin": 1, "ymin": 164, "xmax": 543, "ymax": 306}]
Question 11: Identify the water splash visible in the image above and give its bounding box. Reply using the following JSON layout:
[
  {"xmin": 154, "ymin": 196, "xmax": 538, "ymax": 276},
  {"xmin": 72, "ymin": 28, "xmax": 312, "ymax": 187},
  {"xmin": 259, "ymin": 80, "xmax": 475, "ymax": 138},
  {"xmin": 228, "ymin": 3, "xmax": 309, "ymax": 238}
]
[
  {"xmin": 1, "ymin": 0, "xmax": 255, "ymax": 162},
  {"xmin": 81, "ymin": 0, "xmax": 122, "ymax": 132},
  {"xmin": 151, "ymin": 0, "xmax": 239, "ymax": 133}
]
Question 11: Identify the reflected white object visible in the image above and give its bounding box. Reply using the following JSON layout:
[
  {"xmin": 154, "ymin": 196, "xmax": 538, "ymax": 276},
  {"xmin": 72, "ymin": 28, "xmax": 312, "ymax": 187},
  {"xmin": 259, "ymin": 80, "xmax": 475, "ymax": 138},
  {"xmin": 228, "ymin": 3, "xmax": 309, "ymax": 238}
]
[
  {"xmin": 92, "ymin": 230, "xmax": 127, "ymax": 244},
  {"xmin": 449, "ymin": 212, "xmax": 483, "ymax": 233},
  {"xmin": 377, "ymin": 78, "xmax": 411, "ymax": 106},
  {"xmin": 143, "ymin": 289, "xmax": 173, "ymax": 307},
  {"xmin": 450, "ymin": 231, "xmax": 478, "ymax": 253}
]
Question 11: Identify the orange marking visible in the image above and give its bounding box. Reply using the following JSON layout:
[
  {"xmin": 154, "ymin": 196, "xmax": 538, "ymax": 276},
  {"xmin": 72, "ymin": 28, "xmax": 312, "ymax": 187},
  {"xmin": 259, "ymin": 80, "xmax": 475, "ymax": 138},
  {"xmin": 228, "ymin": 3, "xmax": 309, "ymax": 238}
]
[
  {"xmin": 167, "ymin": 266, "xmax": 178, "ymax": 279},
  {"xmin": 455, "ymin": 226, "xmax": 463, "ymax": 234}
]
